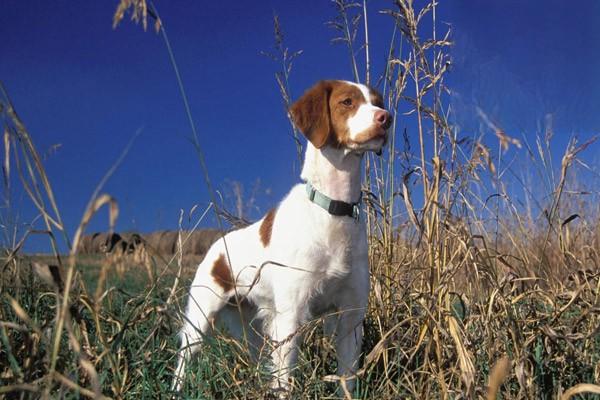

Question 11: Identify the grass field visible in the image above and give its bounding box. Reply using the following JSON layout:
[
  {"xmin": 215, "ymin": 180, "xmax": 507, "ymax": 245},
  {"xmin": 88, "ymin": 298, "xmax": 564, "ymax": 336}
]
[
  {"xmin": 2, "ymin": 0, "xmax": 600, "ymax": 399},
  {"xmin": 3, "ymin": 233, "xmax": 600, "ymax": 399}
]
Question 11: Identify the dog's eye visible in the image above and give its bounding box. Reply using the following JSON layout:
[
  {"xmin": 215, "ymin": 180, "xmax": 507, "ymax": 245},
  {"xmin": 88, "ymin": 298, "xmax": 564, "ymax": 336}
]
[{"xmin": 341, "ymin": 98, "xmax": 353, "ymax": 106}]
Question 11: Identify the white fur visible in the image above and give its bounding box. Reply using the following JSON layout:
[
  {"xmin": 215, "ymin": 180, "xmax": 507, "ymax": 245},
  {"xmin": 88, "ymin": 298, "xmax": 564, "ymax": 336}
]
[{"xmin": 173, "ymin": 82, "xmax": 385, "ymax": 396}]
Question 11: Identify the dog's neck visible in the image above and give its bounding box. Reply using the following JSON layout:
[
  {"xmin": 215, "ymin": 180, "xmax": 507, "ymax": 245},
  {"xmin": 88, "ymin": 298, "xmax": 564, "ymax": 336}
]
[{"xmin": 300, "ymin": 143, "xmax": 363, "ymax": 204}]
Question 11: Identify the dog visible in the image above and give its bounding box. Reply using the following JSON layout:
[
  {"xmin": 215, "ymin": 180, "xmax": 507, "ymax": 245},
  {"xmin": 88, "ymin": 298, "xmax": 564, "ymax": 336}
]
[{"xmin": 173, "ymin": 80, "xmax": 391, "ymax": 395}]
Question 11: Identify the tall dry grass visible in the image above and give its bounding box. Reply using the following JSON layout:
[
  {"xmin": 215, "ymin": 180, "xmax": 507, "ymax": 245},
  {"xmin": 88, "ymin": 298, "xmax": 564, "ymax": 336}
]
[{"xmin": 2, "ymin": 1, "xmax": 600, "ymax": 399}]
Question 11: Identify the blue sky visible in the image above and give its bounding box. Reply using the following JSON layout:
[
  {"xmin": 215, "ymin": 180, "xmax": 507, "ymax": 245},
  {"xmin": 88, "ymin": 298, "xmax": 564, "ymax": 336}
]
[{"xmin": 1, "ymin": 1, "xmax": 599, "ymax": 252}]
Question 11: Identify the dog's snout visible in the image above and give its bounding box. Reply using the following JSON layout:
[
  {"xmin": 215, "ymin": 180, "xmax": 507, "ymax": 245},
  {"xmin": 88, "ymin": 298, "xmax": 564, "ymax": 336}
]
[{"xmin": 375, "ymin": 110, "xmax": 392, "ymax": 130}]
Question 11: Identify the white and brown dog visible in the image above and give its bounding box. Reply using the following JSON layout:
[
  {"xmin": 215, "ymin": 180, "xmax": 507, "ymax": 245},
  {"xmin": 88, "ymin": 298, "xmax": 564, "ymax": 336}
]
[{"xmin": 173, "ymin": 80, "xmax": 391, "ymax": 395}]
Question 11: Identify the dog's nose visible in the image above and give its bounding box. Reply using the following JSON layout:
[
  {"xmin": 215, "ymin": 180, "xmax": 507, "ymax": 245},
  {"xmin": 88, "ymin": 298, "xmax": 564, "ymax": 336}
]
[{"xmin": 375, "ymin": 110, "xmax": 392, "ymax": 130}]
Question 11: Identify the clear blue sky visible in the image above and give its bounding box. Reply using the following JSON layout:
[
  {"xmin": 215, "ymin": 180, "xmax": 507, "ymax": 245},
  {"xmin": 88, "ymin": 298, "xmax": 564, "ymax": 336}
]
[{"xmin": 1, "ymin": 1, "xmax": 599, "ymax": 252}]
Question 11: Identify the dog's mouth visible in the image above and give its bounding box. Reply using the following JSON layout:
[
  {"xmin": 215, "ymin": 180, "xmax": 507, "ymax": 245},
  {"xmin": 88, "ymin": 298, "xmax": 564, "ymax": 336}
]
[
  {"xmin": 375, "ymin": 128, "xmax": 388, "ymax": 156},
  {"xmin": 347, "ymin": 127, "xmax": 387, "ymax": 155}
]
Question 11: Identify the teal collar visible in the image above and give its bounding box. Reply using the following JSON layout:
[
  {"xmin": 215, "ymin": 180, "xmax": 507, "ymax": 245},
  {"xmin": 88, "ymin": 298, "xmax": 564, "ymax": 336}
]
[{"xmin": 305, "ymin": 182, "xmax": 361, "ymax": 221}]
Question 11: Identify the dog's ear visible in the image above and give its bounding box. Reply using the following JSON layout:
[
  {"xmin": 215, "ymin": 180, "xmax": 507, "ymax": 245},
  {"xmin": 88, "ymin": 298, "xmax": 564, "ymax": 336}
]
[{"xmin": 289, "ymin": 80, "xmax": 332, "ymax": 149}]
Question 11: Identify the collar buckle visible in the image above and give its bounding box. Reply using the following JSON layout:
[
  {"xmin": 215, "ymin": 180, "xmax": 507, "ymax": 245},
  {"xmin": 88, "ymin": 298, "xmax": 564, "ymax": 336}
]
[
  {"xmin": 305, "ymin": 182, "xmax": 361, "ymax": 222},
  {"xmin": 308, "ymin": 186, "xmax": 316, "ymax": 201},
  {"xmin": 352, "ymin": 204, "xmax": 360, "ymax": 221}
]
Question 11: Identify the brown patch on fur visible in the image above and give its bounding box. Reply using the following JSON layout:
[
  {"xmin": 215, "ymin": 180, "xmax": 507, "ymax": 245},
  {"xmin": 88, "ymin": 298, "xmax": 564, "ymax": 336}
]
[
  {"xmin": 369, "ymin": 88, "xmax": 385, "ymax": 108},
  {"xmin": 211, "ymin": 253, "xmax": 234, "ymax": 292},
  {"xmin": 259, "ymin": 208, "xmax": 277, "ymax": 247},
  {"xmin": 328, "ymin": 83, "xmax": 367, "ymax": 146},
  {"xmin": 289, "ymin": 81, "xmax": 333, "ymax": 148}
]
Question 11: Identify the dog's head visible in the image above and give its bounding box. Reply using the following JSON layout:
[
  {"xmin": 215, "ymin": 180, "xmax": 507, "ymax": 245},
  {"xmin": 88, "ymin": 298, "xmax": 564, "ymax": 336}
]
[{"xmin": 289, "ymin": 80, "xmax": 391, "ymax": 154}]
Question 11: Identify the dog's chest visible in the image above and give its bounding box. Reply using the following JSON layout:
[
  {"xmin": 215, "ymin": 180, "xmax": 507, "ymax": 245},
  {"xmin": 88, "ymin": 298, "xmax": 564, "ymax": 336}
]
[
  {"xmin": 302, "ymin": 215, "xmax": 365, "ymax": 280},
  {"xmin": 271, "ymin": 185, "xmax": 367, "ymax": 276}
]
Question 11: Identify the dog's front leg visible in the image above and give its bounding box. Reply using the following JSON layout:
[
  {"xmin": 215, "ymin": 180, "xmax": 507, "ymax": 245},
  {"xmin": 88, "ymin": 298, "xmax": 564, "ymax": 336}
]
[
  {"xmin": 334, "ymin": 270, "xmax": 369, "ymax": 395},
  {"xmin": 334, "ymin": 305, "xmax": 365, "ymax": 395},
  {"xmin": 269, "ymin": 310, "xmax": 301, "ymax": 394}
]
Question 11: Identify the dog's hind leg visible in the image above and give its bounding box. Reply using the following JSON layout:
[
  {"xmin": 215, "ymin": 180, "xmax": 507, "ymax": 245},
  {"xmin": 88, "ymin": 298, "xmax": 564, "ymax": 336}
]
[{"xmin": 172, "ymin": 250, "xmax": 234, "ymax": 392}]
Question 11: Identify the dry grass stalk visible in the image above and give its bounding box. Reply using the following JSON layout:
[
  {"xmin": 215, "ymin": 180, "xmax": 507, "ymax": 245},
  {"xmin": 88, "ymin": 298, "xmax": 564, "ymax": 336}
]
[
  {"xmin": 113, "ymin": 0, "xmax": 161, "ymax": 32},
  {"xmin": 560, "ymin": 383, "xmax": 600, "ymax": 399},
  {"xmin": 486, "ymin": 356, "xmax": 511, "ymax": 400}
]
